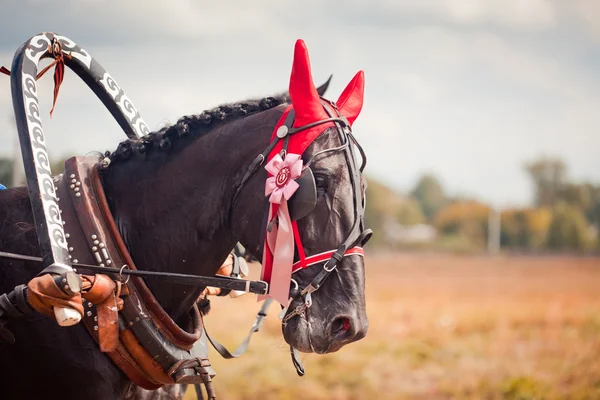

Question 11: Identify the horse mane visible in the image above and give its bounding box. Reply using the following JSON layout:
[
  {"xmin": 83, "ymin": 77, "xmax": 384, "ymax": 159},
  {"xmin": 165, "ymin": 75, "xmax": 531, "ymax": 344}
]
[{"xmin": 105, "ymin": 93, "xmax": 290, "ymax": 164}]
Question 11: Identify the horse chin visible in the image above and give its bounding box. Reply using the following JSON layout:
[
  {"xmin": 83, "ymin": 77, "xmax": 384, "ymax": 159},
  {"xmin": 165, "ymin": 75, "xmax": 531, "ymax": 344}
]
[{"xmin": 282, "ymin": 314, "xmax": 315, "ymax": 354}]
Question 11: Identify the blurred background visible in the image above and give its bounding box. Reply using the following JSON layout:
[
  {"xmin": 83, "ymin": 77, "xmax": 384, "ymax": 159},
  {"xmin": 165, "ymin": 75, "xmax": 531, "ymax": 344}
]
[{"xmin": 1, "ymin": 1, "xmax": 599, "ymax": 399}]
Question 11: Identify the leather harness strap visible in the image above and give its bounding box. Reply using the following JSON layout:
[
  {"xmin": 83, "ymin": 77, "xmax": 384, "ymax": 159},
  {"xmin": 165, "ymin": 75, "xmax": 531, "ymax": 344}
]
[
  {"xmin": 53, "ymin": 155, "xmax": 215, "ymax": 394},
  {"xmin": 203, "ymin": 298, "xmax": 273, "ymax": 359}
]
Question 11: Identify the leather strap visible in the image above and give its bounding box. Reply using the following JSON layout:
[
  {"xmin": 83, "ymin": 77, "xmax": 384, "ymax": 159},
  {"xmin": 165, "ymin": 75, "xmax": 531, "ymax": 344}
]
[
  {"xmin": 54, "ymin": 156, "xmax": 213, "ymax": 390},
  {"xmin": 205, "ymin": 298, "xmax": 273, "ymax": 359}
]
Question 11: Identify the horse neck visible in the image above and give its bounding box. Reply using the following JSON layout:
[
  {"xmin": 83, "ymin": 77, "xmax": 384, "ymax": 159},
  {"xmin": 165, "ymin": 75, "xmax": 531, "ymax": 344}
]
[{"xmin": 101, "ymin": 106, "xmax": 283, "ymax": 321}]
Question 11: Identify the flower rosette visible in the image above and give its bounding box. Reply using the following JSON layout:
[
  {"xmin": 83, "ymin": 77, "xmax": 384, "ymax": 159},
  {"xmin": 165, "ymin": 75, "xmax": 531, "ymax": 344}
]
[
  {"xmin": 264, "ymin": 153, "xmax": 303, "ymax": 204},
  {"xmin": 261, "ymin": 153, "xmax": 303, "ymax": 305}
]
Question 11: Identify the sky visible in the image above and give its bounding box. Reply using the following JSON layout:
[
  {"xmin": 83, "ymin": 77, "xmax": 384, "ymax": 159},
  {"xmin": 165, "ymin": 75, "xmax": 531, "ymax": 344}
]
[{"xmin": 0, "ymin": 0, "xmax": 599, "ymax": 208}]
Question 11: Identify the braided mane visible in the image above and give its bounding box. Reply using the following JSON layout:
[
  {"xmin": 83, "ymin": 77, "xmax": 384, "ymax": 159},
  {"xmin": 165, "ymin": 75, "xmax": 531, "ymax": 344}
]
[{"xmin": 105, "ymin": 93, "xmax": 289, "ymax": 164}]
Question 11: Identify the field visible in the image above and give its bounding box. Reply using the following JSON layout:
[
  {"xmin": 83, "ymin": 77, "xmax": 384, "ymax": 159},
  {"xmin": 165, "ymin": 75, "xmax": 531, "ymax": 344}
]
[{"xmin": 185, "ymin": 253, "xmax": 600, "ymax": 400}]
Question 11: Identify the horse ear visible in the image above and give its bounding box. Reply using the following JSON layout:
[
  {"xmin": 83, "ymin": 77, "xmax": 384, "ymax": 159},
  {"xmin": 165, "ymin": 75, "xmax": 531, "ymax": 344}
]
[
  {"xmin": 289, "ymin": 39, "xmax": 328, "ymax": 125},
  {"xmin": 316, "ymin": 74, "xmax": 333, "ymax": 96},
  {"xmin": 336, "ymin": 71, "xmax": 365, "ymax": 126}
]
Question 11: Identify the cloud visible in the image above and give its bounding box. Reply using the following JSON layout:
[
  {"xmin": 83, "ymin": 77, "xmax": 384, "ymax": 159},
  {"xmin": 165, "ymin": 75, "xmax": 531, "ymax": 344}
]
[
  {"xmin": 0, "ymin": 1, "xmax": 598, "ymax": 207},
  {"xmin": 376, "ymin": 0, "xmax": 556, "ymax": 30}
]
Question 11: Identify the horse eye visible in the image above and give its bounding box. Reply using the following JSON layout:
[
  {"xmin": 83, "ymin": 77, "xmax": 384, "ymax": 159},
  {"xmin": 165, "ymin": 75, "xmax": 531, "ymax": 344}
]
[{"xmin": 315, "ymin": 175, "xmax": 328, "ymax": 189}]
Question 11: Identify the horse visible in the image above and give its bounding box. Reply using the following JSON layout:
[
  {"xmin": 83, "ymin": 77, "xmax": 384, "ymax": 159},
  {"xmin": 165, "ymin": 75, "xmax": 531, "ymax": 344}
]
[{"xmin": 0, "ymin": 38, "xmax": 370, "ymax": 399}]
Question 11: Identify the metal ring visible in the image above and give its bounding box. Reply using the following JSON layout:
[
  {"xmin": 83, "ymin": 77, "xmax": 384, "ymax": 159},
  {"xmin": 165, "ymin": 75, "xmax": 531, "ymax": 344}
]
[
  {"xmin": 290, "ymin": 278, "xmax": 299, "ymax": 291},
  {"xmin": 119, "ymin": 265, "xmax": 131, "ymax": 284}
]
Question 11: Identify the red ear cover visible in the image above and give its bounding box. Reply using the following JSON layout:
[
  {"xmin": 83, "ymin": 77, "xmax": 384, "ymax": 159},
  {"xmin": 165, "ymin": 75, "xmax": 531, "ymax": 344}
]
[
  {"xmin": 288, "ymin": 39, "xmax": 329, "ymax": 127},
  {"xmin": 336, "ymin": 70, "xmax": 364, "ymax": 126}
]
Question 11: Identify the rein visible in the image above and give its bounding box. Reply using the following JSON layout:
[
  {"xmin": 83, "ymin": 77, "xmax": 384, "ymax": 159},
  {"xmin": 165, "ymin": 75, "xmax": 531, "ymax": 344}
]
[{"xmin": 0, "ymin": 251, "xmax": 268, "ymax": 296}]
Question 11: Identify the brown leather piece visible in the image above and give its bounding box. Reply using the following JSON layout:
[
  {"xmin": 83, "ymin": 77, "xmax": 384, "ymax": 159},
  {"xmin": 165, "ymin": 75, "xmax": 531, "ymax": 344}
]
[
  {"xmin": 57, "ymin": 176, "xmax": 97, "ymax": 267},
  {"xmin": 96, "ymin": 294, "xmax": 118, "ymax": 352},
  {"xmin": 84, "ymin": 274, "xmax": 122, "ymax": 306},
  {"xmin": 81, "ymin": 274, "xmax": 122, "ymax": 352},
  {"xmin": 26, "ymin": 273, "xmax": 84, "ymax": 319},
  {"xmin": 120, "ymin": 329, "xmax": 174, "ymax": 385},
  {"xmin": 104, "ymin": 340, "xmax": 162, "ymax": 390},
  {"xmin": 58, "ymin": 157, "xmax": 210, "ymax": 391}
]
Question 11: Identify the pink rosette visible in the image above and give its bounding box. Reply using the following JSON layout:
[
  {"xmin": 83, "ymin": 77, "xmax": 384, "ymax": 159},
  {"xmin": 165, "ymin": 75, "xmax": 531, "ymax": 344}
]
[{"xmin": 264, "ymin": 153, "xmax": 303, "ymax": 204}]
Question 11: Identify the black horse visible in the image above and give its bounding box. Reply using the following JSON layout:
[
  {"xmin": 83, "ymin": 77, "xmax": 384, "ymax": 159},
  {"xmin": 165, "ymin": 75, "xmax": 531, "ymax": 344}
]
[{"xmin": 0, "ymin": 40, "xmax": 369, "ymax": 399}]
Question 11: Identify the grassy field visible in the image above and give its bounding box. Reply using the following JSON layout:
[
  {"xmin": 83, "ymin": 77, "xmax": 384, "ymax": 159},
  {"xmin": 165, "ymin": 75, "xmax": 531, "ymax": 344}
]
[{"xmin": 185, "ymin": 253, "xmax": 600, "ymax": 400}]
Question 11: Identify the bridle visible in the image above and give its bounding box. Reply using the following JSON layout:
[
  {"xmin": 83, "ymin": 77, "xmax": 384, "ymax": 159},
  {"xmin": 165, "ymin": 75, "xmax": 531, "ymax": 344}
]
[
  {"xmin": 283, "ymin": 99, "xmax": 372, "ymax": 324},
  {"xmin": 233, "ymin": 99, "xmax": 372, "ymax": 324}
]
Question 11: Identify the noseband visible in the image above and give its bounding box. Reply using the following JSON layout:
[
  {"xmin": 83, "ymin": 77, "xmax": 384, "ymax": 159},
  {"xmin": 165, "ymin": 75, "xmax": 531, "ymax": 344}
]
[{"xmin": 233, "ymin": 100, "xmax": 372, "ymax": 322}]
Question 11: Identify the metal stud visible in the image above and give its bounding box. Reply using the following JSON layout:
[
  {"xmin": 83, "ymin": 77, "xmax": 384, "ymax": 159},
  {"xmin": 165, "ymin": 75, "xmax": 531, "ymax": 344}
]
[
  {"xmin": 74, "ymin": 187, "xmax": 79, "ymax": 192},
  {"xmin": 75, "ymin": 192, "xmax": 81, "ymax": 197},
  {"xmin": 65, "ymin": 233, "xmax": 70, "ymax": 239},
  {"xmin": 70, "ymin": 184, "xmax": 75, "ymax": 189},
  {"xmin": 68, "ymin": 255, "xmax": 72, "ymax": 259},
  {"xmin": 94, "ymin": 316, "xmax": 97, "ymax": 322},
  {"xmin": 129, "ymin": 321, "xmax": 133, "ymax": 326},
  {"xmin": 92, "ymin": 246, "xmax": 97, "ymax": 251},
  {"xmin": 94, "ymin": 326, "xmax": 98, "ymax": 331},
  {"xmin": 87, "ymin": 311, "xmax": 92, "ymax": 317},
  {"xmin": 106, "ymin": 260, "xmax": 112, "ymax": 265},
  {"xmin": 69, "ymin": 247, "xmax": 73, "ymax": 252},
  {"xmin": 64, "ymin": 285, "xmax": 69, "ymax": 290},
  {"xmin": 71, "ymin": 178, "xmax": 76, "ymax": 184},
  {"xmin": 69, "ymin": 174, "xmax": 75, "ymax": 179},
  {"xmin": 75, "ymin": 181, "xmax": 81, "ymax": 187},
  {"xmin": 94, "ymin": 252, "xmax": 102, "ymax": 263},
  {"xmin": 87, "ymin": 302, "xmax": 93, "ymax": 308},
  {"xmin": 101, "ymin": 248, "xmax": 109, "ymax": 259},
  {"xmin": 135, "ymin": 317, "xmax": 140, "ymax": 322},
  {"xmin": 276, "ymin": 125, "xmax": 288, "ymax": 138},
  {"xmin": 99, "ymin": 263, "xmax": 105, "ymax": 267},
  {"xmin": 99, "ymin": 243, "xmax": 105, "ymax": 248},
  {"xmin": 93, "ymin": 240, "xmax": 99, "ymax": 245},
  {"xmin": 73, "ymin": 259, "xmax": 78, "ymax": 263},
  {"xmin": 91, "ymin": 234, "xmax": 97, "ymax": 240}
]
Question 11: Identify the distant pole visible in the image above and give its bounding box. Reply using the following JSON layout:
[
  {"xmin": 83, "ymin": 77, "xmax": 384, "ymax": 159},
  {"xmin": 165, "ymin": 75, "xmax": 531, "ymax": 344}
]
[{"xmin": 488, "ymin": 208, "xmax": 501, "ymax": 254}]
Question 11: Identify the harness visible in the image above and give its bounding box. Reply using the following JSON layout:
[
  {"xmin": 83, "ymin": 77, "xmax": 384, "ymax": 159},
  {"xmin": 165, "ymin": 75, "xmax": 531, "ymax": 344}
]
[
  {"xmin": 225, "ymin": 95, "xmax": 372, "ymax": 374},
  {"xmin": 235, "ymin": 104, "xmax": 371, "ymax": 308},
  {"xmin": 0, "ymin": 33, "xmax": 373, "ymax": 396}
]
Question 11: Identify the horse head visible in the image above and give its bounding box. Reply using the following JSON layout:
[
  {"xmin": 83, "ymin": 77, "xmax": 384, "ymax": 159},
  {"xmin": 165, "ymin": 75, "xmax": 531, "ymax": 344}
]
[{"xmin": 232, "ymin": 40, "xmax": 371, "ymax": 354}]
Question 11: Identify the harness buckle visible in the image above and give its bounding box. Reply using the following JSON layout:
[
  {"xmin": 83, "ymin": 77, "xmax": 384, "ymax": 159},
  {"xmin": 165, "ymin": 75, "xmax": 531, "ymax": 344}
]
[
  {"xmin": 304, "ymin": 292, "xmax": 312, "ymax": 308},
  {"xmin": 324, "ymin": 259, "xmax": 338, "ymax": 273}
]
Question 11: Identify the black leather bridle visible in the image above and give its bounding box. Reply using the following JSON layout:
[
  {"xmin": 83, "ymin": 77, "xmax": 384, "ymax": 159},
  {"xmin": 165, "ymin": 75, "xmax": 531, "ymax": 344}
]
[{"xmin": 233, "ymin": 99, "xmax": 372, "ymax": 321}]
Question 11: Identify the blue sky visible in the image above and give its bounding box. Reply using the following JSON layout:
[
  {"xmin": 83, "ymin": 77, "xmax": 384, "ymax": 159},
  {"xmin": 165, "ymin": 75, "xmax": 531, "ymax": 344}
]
[{"xmin": 0, "ymin": 0, "xmax": 599, "ymax": 207}]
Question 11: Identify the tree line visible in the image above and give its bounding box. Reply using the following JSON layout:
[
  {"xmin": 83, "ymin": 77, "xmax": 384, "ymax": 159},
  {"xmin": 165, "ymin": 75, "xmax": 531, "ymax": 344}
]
[
  {"xmin": 2, "ymin": 154, "xmax": 597, "ymax": 252},
  {"xmin": 365, "ymin": 156, "xmax": 599, "ymax": 252}
]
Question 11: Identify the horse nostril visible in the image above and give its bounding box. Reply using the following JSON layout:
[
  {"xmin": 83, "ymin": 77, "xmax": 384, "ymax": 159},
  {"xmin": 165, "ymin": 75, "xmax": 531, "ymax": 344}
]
[{"xmin": 330, "ymin": 316, "xmax": 352, "ymax": 339}]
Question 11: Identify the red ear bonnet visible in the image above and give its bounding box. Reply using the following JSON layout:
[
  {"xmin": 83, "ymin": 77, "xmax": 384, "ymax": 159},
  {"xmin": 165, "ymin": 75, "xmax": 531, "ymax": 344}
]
[
  {"xmin": 336, "ymin": 70, "xmax": 364, "ymax": 126},
  {"xmin": 288, "ymin": 39, "xmax": 329, "ymax": 126}
]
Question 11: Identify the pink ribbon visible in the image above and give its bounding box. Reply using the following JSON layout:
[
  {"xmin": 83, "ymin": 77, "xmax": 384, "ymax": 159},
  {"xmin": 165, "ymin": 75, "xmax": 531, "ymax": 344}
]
[{"xmin": 261, "ymin": 153, "xmax": 303, "ymax": 305}]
